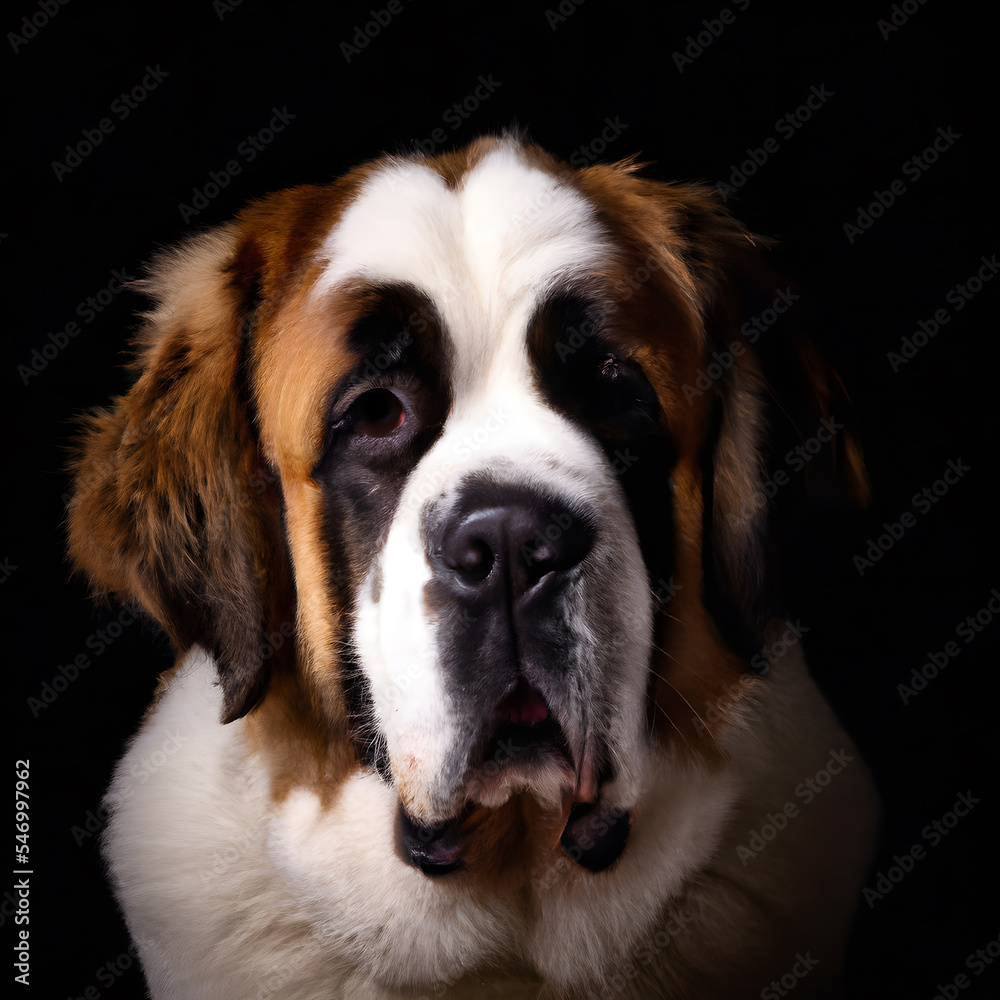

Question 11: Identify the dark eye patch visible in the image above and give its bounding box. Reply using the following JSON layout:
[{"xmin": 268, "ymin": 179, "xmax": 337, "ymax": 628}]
[
  {"xmin": 316, "ymin": 285, "xmax": 447, "ymax": 474},
  {"xmin": 534, "ymin": 294, "xmax": 662, "ymax": 440},
  {"xmin": 528, "ymin": 291, "xmax": 677, "ymax": 593}
]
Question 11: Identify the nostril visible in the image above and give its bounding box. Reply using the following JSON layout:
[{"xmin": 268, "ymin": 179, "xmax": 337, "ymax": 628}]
[
  {"xmin": 516, "ymin": 511, "xmax": 595, "ymax": 585},
  {"xmin": 446, "ymin": 537, "xmax": 494, "ymax": 583},
  {"xmin": 517, "ymin": 538, "xmax": 555, "ymax": 588}
]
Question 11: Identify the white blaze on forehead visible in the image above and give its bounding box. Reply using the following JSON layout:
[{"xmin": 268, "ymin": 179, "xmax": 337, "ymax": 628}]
[
  {"xmin": 314, "ymin": 143, "xmax": 610, "ymax": 391},
  {"xmin": 315, "ymin": 143, "xmax": 650, "ymax": 821}
]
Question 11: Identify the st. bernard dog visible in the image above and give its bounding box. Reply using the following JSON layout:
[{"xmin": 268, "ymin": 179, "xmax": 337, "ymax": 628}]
[{"xmin": 69, "ymin": 135, "xmax": 878, "ymax": 999}]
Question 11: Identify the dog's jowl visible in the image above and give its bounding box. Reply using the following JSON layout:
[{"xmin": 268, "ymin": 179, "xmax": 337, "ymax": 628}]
[{"xmin": 68, "ymin": 135, "xmax": 877, "ymax": 999}]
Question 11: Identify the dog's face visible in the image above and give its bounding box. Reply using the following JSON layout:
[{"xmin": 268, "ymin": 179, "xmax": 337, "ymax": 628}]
[
  {"xmin": 69, "ymin": 136, "xmax": 864, "ymax": 876},
  {"xmin": 323, "ymin": 150, "xmax": 665, "ymax": 852}
]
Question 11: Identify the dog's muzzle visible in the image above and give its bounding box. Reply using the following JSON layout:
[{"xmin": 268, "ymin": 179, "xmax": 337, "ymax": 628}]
[{"xmin": 394, "ymin": 480, "xmax": 631, "ymax": 875}]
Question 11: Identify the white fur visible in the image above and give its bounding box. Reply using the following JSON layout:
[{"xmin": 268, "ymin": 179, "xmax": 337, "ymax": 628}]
[
  {"xmin": 105, "ymin": 638, "xmax": 876, "ymax": 998},
  {"xmin": 100, "ymin": 143, "xmax": 878, "ymax": 998}
]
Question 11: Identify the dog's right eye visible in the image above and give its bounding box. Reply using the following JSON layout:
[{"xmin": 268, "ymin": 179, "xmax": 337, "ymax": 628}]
[{"xmin": 351, "ymin": 388, "xmax": 406, "ymax": 438}]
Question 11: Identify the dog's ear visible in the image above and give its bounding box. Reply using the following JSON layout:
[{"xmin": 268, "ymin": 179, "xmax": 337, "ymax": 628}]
[
  {"xmin": 701, "ymin": 251, "xmax": 870, "ymax": 652},
  {"xmin": 67, "ymin": 224, "xmax": 292, "ymax": 723},
  {"xmin": 632, "ymin": 181, "xmax": 868, "ymax": 652},
  {"xmin": 648, "ymin": 183, "xmax": 777, "ymax": 653}
]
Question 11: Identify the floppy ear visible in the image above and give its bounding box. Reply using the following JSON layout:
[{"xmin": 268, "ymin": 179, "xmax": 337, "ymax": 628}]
[
  {"xmin": 699, "ymin": 249, "xmax": 870, "ymax": 653},
  {"xmin": 622, "ymin": 178, "xmax": 868, "ymax": 652},
  {"xmin": 67, "ymin": 224, "xmax": 293, "ymax": 723},
  {"xmin": 575, "ymin": 164, "xmax": 869, "ymax": 663},
  {"xmin": 646, "ymin": 183, "xmax": 776, "ymax": 654}
]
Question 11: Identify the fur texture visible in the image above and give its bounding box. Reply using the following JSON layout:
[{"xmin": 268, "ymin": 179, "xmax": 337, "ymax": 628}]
[{"xmin": 69, "ymin": 135, "xmax": 876, "ymax": 999}]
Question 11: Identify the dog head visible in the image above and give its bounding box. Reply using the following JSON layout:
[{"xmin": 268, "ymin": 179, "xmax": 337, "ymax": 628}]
[{"xmin": 68, "ymin": 135, "xmax": 866, "ymax": 875}]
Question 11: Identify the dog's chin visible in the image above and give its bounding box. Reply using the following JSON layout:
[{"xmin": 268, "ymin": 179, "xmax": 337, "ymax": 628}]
[{"xmin": 396, "ymin": 682, "xmax": 632, "ymax": 877}]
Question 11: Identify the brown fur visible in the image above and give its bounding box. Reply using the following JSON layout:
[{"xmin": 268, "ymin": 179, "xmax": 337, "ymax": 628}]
[{"xmin": 67, "ymin": 134, "xmax": 866, "ymax": 832}]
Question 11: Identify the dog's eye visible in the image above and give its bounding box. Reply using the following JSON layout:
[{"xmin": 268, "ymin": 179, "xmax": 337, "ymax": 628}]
[
  {"xmin": 595, "ymin": 355, "xmax": 631, "ymax": 405},
  {"xmin": 352, "ymin": 388, "xmax": 406, "ymax": 437},
  {"xmin": 585, "ymin": 353, "xmax": 660, "ymax": 427}
]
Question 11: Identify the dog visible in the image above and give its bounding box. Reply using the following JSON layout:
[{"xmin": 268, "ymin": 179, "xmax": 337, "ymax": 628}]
[{"xmin": 68, "ymin": 134, "xmax": 878, "ymax": 999}]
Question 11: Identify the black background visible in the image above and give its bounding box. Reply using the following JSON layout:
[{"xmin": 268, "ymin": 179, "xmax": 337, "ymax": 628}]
[{"xmin": 5, "ymin": 1, "xmax": 996, "ymax": 997}]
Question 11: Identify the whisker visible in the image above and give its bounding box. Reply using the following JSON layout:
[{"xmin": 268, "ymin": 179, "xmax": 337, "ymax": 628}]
[
  {"xmin": 650, "ymin": 641, "xmax": 679, "ymax": 662},
  {"xmin": 651, "ymin": 701, "xmax": 694, "ymax": 753},
  {"xmin": 647, "ymin": 655, "xmax": 721, "ymax": 750}
]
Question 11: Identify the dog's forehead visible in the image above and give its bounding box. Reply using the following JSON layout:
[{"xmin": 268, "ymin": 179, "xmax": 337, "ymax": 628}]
[{"xmin": 314, "ymin": 145, "xmax": 610, "ymax": 384}]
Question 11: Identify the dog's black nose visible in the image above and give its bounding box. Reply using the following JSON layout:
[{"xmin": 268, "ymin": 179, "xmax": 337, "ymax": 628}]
[{"xmin": 433, "ymin": 491, "xmax": 595, "ymax": 599}]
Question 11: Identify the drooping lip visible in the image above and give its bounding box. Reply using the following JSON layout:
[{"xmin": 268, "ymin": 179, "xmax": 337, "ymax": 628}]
[
  {"xmin": 481, "ymin": 681, "xmax": 602, "ymax": 808},
  {"xmin": 396, "ymin": 779, "xmax": 632, "ymax": 877},
  {"xmin": 395, "ymin": 679, "xmax": 632, "ymax": 876},
  {"xmin": 396, "ymin": 805, "xmax": 468, "ymax": 877}
]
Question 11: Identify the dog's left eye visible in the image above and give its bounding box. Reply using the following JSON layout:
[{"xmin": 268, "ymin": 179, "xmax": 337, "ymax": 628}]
[
  {"xmin": 571, "ymin": 351, "xmax": 661, "ymax": 434},
  {"xmin": 351, "ymin": 388, "xmax": 406, "ymax": 437}
]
